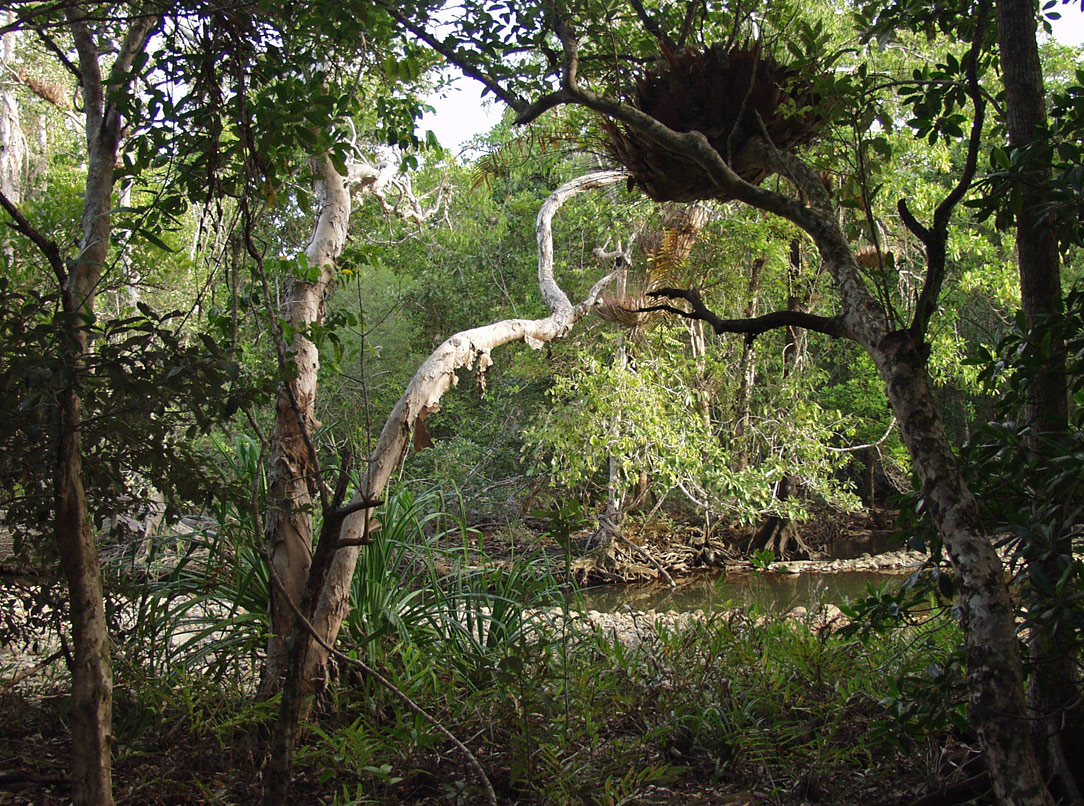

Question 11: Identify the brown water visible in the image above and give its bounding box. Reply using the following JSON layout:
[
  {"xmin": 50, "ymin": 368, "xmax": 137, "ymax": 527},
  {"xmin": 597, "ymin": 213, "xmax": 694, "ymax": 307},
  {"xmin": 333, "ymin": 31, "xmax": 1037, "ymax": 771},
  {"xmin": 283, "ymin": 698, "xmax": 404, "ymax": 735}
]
[{"xmin": 578, "ymin": 567, "xmax": 909, "ymax": 613}]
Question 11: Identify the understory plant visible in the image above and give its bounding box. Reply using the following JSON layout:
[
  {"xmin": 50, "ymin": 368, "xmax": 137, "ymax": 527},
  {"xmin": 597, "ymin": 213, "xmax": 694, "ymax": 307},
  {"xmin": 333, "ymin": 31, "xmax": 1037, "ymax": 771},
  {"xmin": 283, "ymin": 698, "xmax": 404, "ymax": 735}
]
[{"xmin": 524, "ymin": 343, "xmax": 861, "ymax": 523}]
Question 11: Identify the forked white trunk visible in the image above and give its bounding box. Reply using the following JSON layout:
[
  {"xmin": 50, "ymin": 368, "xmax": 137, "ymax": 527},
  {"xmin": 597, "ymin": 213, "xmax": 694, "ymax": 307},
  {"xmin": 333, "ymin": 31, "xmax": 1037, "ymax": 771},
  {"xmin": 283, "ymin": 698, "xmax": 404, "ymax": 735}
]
[
  {"xmin": 263, "ymin": 155, "xmax": 352, "ymax": 690},
  {"xmin": 302, "ymin": 170, "xmax": 628, "ymax": 688}
]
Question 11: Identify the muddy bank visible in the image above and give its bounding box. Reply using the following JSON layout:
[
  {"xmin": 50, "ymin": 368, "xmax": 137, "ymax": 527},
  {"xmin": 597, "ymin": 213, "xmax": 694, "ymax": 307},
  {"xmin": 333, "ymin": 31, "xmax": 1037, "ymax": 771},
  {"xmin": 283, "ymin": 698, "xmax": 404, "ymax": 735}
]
[{"xmin": 565, "ymin": 601, "xmax": 851, "ymax": 649}]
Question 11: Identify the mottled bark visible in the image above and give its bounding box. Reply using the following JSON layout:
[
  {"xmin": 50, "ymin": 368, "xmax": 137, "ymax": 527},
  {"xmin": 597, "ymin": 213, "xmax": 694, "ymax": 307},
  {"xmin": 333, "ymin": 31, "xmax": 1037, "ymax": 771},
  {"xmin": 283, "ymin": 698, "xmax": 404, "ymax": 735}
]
[
  {"xmin": 261, "ymin": 155, "xmax": 352, "ymax": 695},
  {"xmin": 618, "ymin": 134, "xmax": 1052, "ymax": 801},
  {"xmin": 765, "ymin": 150, "xmax": 1051, "ymax": 806}
]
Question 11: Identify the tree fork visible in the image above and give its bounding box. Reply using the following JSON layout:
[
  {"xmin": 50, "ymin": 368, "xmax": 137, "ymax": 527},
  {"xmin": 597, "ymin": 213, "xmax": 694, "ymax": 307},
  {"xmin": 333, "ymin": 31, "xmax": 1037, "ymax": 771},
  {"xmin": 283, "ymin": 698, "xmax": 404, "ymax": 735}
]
[{"xmin": 261, "ymin": 171, "xmax": 629, "ymax": 801}]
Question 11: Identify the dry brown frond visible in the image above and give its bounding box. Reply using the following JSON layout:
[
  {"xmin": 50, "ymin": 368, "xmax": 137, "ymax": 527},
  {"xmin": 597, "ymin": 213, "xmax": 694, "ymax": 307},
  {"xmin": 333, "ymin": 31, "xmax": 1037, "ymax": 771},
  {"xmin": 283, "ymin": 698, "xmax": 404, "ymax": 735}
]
[{"xmin": 15, "ymin": 71, "xmax": 71, "ymax": 110}]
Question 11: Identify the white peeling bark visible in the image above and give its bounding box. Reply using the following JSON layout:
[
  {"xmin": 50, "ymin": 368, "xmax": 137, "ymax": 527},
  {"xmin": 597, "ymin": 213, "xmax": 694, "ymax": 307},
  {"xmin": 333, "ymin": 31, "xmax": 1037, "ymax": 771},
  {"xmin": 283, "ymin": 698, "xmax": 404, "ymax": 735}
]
[
  {"xmin": 263, "ymin": 154, "xmax": 353, "ymax": 691},
  {"xmin": 302, "ymin": 169, "xmax": 629, "ymax": 688},
  {"xmin": 0, "ymin": 21, "xmax": 26, "ymax": 210}
]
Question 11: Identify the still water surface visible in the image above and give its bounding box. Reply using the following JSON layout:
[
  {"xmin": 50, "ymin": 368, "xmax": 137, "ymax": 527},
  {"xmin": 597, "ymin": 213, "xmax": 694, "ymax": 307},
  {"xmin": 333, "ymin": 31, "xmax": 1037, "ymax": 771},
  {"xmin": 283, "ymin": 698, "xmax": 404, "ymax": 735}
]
[{"xmin": 578, "ymin": 568, "xmax": 909, "ymax": 613}]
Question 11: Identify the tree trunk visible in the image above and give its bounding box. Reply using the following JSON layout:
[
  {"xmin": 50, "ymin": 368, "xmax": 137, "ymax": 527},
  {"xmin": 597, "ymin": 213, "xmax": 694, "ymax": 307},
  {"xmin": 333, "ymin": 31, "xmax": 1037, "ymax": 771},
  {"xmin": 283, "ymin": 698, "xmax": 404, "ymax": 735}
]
[
  {"xmin": 874, "ymin": 342, "xmax": 1054, "ymax": 806},
  {"xmin": 261, "ymin": 155, "xmax": 352, "ymax": 696},
  {"xmin": 997, "ymin": 0, "xmax": 1066, "ymax": 440},
  {"xmin": 742, "ymin": 148, "xmax": 1052, "ymax": 804},
  {"xmin": 732, "ymin": 258, "xmax": 764, "ymax": 470},
  {"xmin": 309, "ymin": 169, "xmax": 627, "ymax": 689},
  {"xmin": 55, "ymin": 11, "xmax": 154, "ymax": 806},
  {"xmin": 749, "ymin": 241, "xmax": 809, "ymax": 558},
  {"xmin": 996, "ymin": 3, "xmax": 1079, "ymax": 800},
  {"xmin": 260, "ymin": 170, "xmax": 630, "ymax": 805}
]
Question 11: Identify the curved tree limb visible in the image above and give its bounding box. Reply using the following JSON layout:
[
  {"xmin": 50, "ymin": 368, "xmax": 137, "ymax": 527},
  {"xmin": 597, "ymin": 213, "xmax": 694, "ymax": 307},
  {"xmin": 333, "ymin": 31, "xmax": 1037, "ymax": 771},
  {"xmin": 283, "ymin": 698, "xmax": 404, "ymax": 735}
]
[
  {"xmin": 262, "ymin": 170, "xmax": 630, "ymax": 804},
  {"xmin": 0, "ymin": 188, "xmax": 66, "ymax": 285},
  {"xmin": 640, "ymin": 287, "xmax": 845, "ymax": 343}
]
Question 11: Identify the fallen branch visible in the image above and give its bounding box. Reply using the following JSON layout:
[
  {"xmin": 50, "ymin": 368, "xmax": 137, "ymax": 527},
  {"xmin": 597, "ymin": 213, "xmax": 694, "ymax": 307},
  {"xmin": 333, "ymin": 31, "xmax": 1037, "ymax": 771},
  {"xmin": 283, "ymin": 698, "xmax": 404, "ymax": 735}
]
[
  {"xmin": 0, "ymin": 648, "xmax": 64, "ymax": 691},
  {"xmin": 616, "ymin": 533, "xmax": 676, "ymax": 588}
]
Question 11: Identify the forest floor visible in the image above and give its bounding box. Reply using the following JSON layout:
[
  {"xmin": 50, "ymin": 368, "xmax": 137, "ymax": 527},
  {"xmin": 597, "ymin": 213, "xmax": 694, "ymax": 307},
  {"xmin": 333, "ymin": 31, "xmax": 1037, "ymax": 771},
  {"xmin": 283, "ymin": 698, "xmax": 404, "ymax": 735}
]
[
  {"xmin": 1, "ymin": 508, "xmax": 990, "ymax": 806},
  {"xmin": 0, "ymin": 620, "xmax": 989, "ymax": 806}
]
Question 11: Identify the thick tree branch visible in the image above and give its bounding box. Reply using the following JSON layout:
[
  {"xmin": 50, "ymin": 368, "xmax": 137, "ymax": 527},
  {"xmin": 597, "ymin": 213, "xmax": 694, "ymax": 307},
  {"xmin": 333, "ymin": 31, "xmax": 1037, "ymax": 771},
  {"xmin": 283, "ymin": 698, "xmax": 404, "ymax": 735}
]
[
  {"xmin": 537, "ymin": 169, "xmax": 629, "ymax": 314},
  {"xmin": 549, "ymin": 16, "xmax": 838, "ymax": 243},
  {"xmin": 907, "ymin": 0, "xmax": 988, "ymax": 338},
  {"xmin": 0, "ymin": 188, "xmax": 66, "ymax": 285},
  {"xmin": 898, "ymin": 198, "xmax": 931, "ymax": 246},
  {"xmin": 641, "ymin": 287, "xmax": 845, "ymax": 342}
]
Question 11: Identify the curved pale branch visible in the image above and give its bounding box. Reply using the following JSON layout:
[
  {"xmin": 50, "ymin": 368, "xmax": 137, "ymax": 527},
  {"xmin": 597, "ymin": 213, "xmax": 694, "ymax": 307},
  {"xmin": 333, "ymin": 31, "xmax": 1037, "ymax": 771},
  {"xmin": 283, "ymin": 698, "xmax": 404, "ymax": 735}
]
[{"xmin": 301, "ymin": 168, "xmax": 630, "ymax": 692}]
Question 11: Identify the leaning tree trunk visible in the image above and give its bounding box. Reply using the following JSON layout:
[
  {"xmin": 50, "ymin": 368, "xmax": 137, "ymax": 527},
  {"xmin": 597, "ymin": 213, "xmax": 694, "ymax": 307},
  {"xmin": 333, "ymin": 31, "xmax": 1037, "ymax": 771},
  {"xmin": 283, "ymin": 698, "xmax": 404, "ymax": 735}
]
[
  {"xmin": 56, "ymin": 11, "xmax": 154, "ymax": 806},
  {"xmin": 996, "ymin": 5, "xmax": 1079, "ymax": 802},
  {"xmin": 260, "ymin": 170, "xmax": 628, "ymax": 806},
  {"xmin": 260, "ymin": 170, "xmax": 630, "ymax": 805},
  {"xmin": 640, "ymin": 138, "xmax": 1053, "ymax": 803},
  {"xmin": 402, "ymin": 15, "xmax": 1053, "ymax": 800},
  {"xmin": 796, "ymin": 153, "xmax": 1052, "ymax": 806},
  {"xmin": 310, "ymin": 169, "xmax": 628, "ymax": 692},
  {"xmin": 874, "ymin": 341, "xmax": 1052, "ymax": 805},
  {"xmin": 261, "ymin": 154, "xmax": 352, "ymax": 695}
]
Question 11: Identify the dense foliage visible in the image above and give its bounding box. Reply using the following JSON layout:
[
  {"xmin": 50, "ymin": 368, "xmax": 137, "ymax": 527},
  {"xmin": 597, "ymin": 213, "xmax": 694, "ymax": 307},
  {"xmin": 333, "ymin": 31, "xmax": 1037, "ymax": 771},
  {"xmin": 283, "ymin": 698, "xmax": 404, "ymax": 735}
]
[{"xmin": 1, "ymin": 0, "xmax": 1083, "ymax": 803}]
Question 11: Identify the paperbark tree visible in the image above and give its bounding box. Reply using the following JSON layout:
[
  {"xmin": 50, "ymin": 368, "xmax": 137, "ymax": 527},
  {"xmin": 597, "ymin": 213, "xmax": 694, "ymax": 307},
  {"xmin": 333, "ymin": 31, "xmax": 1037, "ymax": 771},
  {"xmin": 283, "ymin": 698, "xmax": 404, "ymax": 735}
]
[
  {"xmin": 261, "ymin": 155, "xmax": 389, "ymax": 694},
  {"xmin": 262, "ymin": 169, "xmax": 627, "ymax": 803},
  {"xmin": 304, "ymin": 170, "xmax": 626, "ymax": 683},
  {"xmin": 378, "ymin": 3, "xmax": 1052, "ymax": 801},
  {"xmin": 259, "ymin": 150, "xmax": 447, "ymax": 697}
]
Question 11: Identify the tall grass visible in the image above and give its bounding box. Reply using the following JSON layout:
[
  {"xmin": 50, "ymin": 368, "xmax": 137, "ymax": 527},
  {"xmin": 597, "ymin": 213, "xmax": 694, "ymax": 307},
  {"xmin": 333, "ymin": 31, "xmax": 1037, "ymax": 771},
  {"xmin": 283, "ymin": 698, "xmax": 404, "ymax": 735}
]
[
  {"xmin": 92, "ymin": 445, "xmax": 968, "ymax": 804},
  {"xmin": 342, "ymin": 486, "xmax": 564, "ymax": 687},
  {"xmin": 108, "ymin": 434, "xmax": 270, "ymax": 681}
]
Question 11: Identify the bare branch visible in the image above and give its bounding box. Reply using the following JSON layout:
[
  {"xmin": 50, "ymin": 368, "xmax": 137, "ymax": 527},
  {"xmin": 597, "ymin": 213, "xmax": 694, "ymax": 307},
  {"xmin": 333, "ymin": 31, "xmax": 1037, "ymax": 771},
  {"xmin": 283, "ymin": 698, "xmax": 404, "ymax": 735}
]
[
  {"xmin": 537, "ymin": 169, "xmax": 629, "ymax": 315},
  {"xmin": 641, "ymin": 287, "xmax": 845, "ymax": 342},
  {"xmin": 377, "ymin": 0, "xmax": 530, "ymax": 116},
  {"xmin": 825, "ymin": 417, "xmax": 898, "ymax": 453},
  {"xmin": 908, "ymin": 0, "xmax": 989, "ymax": 338}
]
